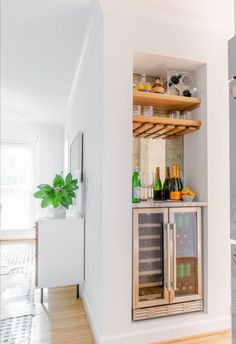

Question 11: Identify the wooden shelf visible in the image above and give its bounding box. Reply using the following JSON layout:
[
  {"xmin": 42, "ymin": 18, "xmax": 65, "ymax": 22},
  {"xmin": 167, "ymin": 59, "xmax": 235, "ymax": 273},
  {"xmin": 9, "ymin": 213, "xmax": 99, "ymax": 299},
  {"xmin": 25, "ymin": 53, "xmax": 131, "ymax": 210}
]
[
  {"xmin": 133, "ymin": 115, "xmax": 201, "ymax": 140},
  {"xmin": 133, "ymin": 90, "xmax": 201, "ymax": 112}
]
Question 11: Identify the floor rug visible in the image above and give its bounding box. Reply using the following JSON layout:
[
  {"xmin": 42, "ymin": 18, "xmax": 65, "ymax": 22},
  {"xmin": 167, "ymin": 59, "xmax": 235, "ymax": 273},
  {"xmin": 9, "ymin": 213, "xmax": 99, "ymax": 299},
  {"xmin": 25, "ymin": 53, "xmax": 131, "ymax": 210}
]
[
  {"xmin": 0, "ymin": 315, "xmax": 33, "ymax": 344},
  {"xmin": 0, "ymin": 243, "xmax": 35, "ymax": 342}
]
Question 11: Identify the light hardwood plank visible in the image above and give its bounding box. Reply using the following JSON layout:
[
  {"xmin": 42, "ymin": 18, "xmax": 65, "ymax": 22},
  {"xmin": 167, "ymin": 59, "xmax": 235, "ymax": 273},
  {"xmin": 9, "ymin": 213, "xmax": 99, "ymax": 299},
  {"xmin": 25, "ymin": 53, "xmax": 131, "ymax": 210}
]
[
  {"xmin": 152, "ymin": 330, "xmax": 231, "ymax": 344},
  {"xmin": 31, "ymin": 287, "xmax": 95, "ymax": 344}
]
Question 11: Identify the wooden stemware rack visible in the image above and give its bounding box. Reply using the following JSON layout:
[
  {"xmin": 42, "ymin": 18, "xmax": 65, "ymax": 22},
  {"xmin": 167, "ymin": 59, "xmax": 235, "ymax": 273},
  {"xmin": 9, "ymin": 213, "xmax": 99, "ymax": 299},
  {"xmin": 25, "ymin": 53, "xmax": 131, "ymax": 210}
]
[{"xmin": 133, "ymin": 115, "xmax": 201, "ymax": 140}]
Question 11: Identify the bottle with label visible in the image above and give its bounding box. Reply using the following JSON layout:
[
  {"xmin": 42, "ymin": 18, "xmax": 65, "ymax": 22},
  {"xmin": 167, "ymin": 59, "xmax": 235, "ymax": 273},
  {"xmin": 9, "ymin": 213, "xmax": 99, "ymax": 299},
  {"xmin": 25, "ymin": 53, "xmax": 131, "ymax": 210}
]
[
  {"xmin": 163, "ymin": 166, "xmax": 171, "ymax": 200},
  {"xmin": 132, "ymin": 168, "xmax": 141, "ymax": 203},
  {"xmin": 153, "ymin": 167, "xmax": 162, "ymax": 201},
  {"xmin": 176, "ymin": 165, "xmax": 183, "ymax": 191},
  {"xmin": 152, "ymin": 78, "xmax": 164, "ymax": 94},
  {"xmin": 170, "ymin": 165, "xmax": 181, "ymax": 200}
]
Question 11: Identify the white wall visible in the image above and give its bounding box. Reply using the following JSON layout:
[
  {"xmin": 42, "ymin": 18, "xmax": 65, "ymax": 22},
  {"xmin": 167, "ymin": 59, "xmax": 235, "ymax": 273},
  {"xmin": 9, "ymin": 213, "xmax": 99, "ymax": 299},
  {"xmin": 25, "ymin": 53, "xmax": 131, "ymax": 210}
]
[
  {"xmin": 98, "ymin": 2, "xmax": 233, "ymax": 344},
  {"xmin": 64, "ymin": 3, "xmax": 103, "ymax": 340},
  {"xmin": 1, "ymin": 122, "xmax": 64, "ymax": 219}
]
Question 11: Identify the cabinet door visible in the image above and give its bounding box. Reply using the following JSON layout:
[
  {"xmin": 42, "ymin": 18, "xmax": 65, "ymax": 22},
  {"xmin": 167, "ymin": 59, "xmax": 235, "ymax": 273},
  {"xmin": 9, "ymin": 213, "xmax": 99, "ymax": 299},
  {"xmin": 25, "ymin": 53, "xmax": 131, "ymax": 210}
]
[
  {"xmin": 169, "ymin": 208, "xmax": 202, "ymax": 304},
  {"xmin": 133, "ymin": 208, "xmax": 169, "ymax": 309}
]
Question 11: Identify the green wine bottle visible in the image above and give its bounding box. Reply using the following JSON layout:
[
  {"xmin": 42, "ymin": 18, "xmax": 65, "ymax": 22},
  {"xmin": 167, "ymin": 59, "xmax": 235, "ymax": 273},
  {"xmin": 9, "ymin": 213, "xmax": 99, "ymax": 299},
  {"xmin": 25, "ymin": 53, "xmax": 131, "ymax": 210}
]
[
  {"xmin": 153, "ymin": 167, "xmax": 162, "ymax": 201},
  {"xmin": 132, "ymin": 168, "xmax": 141, "ymax": 203},
  {"xmin": 176, "ymin": 165, "xmax": 183, "ymax": 191},
  {"xmin": 163, "ymin": 166, "xmax": 171, "ymax": 200}
]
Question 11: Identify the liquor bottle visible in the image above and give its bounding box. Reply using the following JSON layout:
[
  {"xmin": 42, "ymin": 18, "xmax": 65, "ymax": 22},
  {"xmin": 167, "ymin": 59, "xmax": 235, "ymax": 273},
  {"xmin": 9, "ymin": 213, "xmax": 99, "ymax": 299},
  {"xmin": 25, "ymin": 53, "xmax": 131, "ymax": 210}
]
[
  {"xmin": 170, "ymin": 165, "xmax": 181, "ymax": 200},
  {"xmin": 169, "ymin": 73, "xmax": 183, "ymax": 87},
  {"xmin": 152, "ymin": 78, "xmax": 164, "ymax": 94},
  {"xmin": 176, "ymin": 165, "xmax": 183, "ymax": 191},
  {"xmin": 153, "ymin": 167, "xmax": 162, "ymax": 201},
  {"xmin": 183, "ymin": 87, "xmax": 197, "ymax": 97},
  {"xmin": 163, "ymin": 166, "xmax": 171, "ymax": 200},
  {"xmin": 132, "ymin": 168, "xmax": 141, "ymax": 203}
]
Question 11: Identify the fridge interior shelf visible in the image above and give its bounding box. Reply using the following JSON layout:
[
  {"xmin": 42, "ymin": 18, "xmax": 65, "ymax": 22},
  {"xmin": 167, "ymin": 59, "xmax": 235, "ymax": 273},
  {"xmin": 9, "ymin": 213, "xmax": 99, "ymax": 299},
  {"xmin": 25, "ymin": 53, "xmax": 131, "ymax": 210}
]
[
  {"xmin": 133, "ymin": 90, "xmax": 201, "ymax": 112},
  {"xmin": 133, "ymin": 115, "xmax": 201, "ymax": 140}
]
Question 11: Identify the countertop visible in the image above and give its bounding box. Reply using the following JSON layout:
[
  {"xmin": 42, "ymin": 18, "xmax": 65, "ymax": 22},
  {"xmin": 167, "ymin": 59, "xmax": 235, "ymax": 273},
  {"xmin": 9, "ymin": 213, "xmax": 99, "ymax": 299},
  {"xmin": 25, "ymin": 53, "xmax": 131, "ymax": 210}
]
[{"xmin": 132, "ymin": 201, "xmax": 207, "ymax": 208}]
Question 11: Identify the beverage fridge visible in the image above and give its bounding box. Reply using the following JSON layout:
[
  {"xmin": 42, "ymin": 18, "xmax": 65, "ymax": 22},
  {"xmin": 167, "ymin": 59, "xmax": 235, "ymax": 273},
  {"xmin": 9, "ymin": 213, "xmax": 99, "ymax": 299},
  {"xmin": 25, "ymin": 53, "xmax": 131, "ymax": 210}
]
[{"xmin": 229, "ymin": 34, "xmax": 236, "ymax": 344}]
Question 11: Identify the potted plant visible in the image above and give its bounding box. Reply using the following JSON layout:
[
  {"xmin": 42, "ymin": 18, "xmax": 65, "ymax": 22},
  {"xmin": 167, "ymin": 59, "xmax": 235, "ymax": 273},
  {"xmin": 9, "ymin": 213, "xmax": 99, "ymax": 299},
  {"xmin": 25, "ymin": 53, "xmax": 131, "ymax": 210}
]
[{"xmin": 33, "ymin": 173, "xmax": 79, "ymax": 219}]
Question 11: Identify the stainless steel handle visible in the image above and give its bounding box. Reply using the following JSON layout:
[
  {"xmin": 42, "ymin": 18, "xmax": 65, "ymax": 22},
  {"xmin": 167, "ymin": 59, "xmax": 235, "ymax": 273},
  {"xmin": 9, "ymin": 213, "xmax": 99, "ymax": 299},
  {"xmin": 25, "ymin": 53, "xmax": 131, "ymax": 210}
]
[
  {"xmin": 164, "ymin": 223, "xmax": 171, "ymax": 290},
  {"xmin": 233, "ymin": 254, "xmax": 236, "ymax": 263},
  {"xmin": 171, "ymin": 223, "xmax": 177, "ymax": 291}
]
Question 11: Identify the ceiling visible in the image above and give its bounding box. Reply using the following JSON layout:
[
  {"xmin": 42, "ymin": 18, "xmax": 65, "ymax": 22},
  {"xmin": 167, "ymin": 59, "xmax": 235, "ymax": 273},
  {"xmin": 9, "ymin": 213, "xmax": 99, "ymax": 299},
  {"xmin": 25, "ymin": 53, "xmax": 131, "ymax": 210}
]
[{"xmin": 1, "ymin": 0, "xmax": 95, "ymax": 124}]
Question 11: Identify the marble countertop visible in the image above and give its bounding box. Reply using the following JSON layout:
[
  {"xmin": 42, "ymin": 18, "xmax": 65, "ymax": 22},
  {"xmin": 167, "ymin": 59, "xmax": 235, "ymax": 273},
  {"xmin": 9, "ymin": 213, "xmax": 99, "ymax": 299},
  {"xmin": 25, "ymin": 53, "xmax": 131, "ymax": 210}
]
[{"xmin": 132, "ymin": 201, "xmax": 207, "ymax": 208}]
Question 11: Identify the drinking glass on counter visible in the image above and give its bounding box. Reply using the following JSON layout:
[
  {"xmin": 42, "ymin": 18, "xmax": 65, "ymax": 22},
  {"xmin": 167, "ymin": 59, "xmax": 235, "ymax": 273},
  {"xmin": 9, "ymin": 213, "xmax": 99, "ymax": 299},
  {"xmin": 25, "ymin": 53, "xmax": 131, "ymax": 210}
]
[{"xmin": 140, "ymin": 171, "xmax": 154, "ymax": 201}]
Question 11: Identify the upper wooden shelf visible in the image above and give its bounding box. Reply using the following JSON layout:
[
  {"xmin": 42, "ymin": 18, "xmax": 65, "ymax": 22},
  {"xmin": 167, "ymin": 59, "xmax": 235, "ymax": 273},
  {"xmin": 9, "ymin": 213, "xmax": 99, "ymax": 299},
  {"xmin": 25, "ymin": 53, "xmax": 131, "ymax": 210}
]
[
  {"xmin": 133, "ymin": 115, "xmax": 201, "ymax": 140},
  {"xmin": 133, "ymin": 90, "xmax": 201, "ymax": 112}
]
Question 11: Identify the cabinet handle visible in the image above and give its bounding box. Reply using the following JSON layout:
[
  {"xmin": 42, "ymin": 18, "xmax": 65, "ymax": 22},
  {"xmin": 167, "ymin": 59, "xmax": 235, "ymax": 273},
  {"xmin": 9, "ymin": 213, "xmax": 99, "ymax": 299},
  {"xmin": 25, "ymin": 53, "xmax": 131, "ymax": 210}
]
[
  {"xmin": 164, "ymin": 223, "xmax": 171, "ymax": 291},
  {"xmin": 233, "ymin": 254, "xmax": 236, "ymax": 264},
  {"xmin": 171, "ymin": 223, "xmax": 177, "ymax": 291}
]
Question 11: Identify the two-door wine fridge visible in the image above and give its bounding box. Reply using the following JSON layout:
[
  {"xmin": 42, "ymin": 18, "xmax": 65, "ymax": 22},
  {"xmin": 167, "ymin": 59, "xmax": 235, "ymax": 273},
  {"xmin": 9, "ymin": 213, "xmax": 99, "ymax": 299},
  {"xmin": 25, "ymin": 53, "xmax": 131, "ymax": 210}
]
[{"xmin": 132, "ymin": 207, "xmax": 203, "ymax": 320}]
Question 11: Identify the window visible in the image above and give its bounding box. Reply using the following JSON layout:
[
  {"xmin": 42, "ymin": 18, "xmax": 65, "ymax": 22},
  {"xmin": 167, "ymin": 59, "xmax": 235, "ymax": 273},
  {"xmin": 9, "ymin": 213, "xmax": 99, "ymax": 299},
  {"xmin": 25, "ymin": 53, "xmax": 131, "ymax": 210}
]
[{"xmin": 0, "ymin": 142, "xmax": 35, "ymax": 230}]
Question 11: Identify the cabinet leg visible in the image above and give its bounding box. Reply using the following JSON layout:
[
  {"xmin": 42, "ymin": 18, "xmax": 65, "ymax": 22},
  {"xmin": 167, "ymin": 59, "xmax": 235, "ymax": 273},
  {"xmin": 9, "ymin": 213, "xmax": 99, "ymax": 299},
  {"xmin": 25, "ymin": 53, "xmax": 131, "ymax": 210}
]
[
  {"xmin": 40, "ymin": 288, "xmax": 43, "ymax": 303},
  {"xmin": 76, "ymin": 284, "xmax": 79, "ymax": 299}
]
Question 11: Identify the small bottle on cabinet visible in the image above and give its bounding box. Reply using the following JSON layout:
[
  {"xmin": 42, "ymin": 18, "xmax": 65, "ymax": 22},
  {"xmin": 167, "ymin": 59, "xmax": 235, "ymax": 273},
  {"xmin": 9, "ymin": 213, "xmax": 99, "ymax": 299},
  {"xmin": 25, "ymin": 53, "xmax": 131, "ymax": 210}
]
[
  {"xmin": 132, "ymin": 168, "xmax": 141, "ymax": 203},
  {"xmin": 153, "ymin": 167, "xmax": 162, "ymax": 201},
  {"xmin": 170, "ymin": 165, "xmax": 182, "ymax": 200},
  {"xmin": 163, "ymin": 166, "xmax": 171, "ymax": 200},
  {"xmin": 176, "ymin": 165, "xmax": 183, "ymax": 191}
]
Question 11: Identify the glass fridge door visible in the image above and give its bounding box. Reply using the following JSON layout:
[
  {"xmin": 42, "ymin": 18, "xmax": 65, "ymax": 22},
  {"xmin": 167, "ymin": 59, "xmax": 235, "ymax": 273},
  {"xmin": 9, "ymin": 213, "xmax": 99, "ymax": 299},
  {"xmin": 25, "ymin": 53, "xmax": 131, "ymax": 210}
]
[
  {"xmin": 169, "ymin": 207, "xmax": 203, "ymax": 304},
  {"xmin": 133, "ymin": 208, "xmax": 169, "ymax": 309}
]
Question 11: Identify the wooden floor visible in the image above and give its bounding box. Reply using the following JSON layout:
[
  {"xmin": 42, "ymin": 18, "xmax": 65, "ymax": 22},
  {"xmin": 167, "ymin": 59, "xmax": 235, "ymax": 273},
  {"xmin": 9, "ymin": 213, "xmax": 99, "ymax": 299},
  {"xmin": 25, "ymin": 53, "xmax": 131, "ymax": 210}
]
[
  {"xmin": 154, "ymin": 331, "xmax": 231, "ymax": 344},
  {"xmin": 31, "ymin": 286, "xmax": 94, "ymax": 344}
]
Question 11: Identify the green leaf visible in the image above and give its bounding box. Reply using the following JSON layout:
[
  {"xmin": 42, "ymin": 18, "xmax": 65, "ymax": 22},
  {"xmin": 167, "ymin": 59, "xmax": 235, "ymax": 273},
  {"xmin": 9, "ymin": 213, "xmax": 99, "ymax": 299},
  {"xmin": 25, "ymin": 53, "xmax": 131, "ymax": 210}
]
[
  {"xmin": 37, "ymin": 184, "xmax": 52, "ymax": 191},
  {"xmin": 33, "ymin": 190, "xmax": 47, "ymax": 199},
  {"xmin": 65, "ymin": 173, "xmax": 73, "ymax": 184},
  {"xmin": 61, "ymin": 189, "xmax": 68, "ymax": 197},
  {"xmin": 41, "ymin": 196, "xmax": 52, "ymax": 208},
  {"xmin": 67, "ymin": 196, "xmax": 73, "ymax": 205},
  {"xmin": 52, "ymin": 193, "xmax": 62, "ymax": 208},
  {"xmin": 61, "ymin": 198, "xmax": 69, "ymax": 209},
  {"xmin": 68, "ymin": 191, "xmax": 76, "ymax": 198},
  {"xmin": 53, "ymin": 175, "xmax": 65, "ymax": 188}
]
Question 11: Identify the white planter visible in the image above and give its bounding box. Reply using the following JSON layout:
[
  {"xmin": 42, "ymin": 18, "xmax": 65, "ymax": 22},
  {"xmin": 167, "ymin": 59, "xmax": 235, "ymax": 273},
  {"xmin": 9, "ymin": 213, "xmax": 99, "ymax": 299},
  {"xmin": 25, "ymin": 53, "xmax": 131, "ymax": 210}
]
[{"xmin": 46, "ymin": 205, "xmax": 66, "ymax": 219}]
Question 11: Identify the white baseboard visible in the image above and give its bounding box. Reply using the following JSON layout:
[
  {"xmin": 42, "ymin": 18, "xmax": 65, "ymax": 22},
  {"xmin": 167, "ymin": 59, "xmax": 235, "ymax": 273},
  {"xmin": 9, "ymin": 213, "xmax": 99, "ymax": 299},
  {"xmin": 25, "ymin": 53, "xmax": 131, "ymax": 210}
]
[
  {"xmin": 80, "ymin": 290, "xmax": 230, "ymax": 344},
  {"xmin": 99, "ymin": 317, "xmax": 230, "ymax": 344},
  {"xmin": 79, "ymin": 284, "xmax": 101, "ymax": 344},
  {"xmin": 0, "ymin": 229, "xmax": 35, "ymax": 240}
]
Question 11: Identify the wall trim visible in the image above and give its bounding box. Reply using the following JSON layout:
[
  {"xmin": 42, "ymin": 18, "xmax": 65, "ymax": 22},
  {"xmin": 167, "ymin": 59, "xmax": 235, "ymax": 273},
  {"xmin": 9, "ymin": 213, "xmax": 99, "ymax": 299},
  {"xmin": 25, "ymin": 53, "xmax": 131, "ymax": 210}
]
[
  {"xmin": 79, "ymin": 284, "xmax": 101, "ymax": 344},
  {"xmin": 99, "ymin": 316, "xmax": 230, "ymax": 344},
  {"xmin": 80, "ymin": 282, "xmax": 230, "ymax": 344}
]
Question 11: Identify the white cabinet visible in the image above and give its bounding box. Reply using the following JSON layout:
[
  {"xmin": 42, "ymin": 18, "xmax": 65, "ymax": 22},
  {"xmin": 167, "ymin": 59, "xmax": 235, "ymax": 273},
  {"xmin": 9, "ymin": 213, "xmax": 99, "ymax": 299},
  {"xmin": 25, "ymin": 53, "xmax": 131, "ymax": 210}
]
[{"xmin": 35, "ymin": 218, "xmax": 84, "ymax": 301}]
